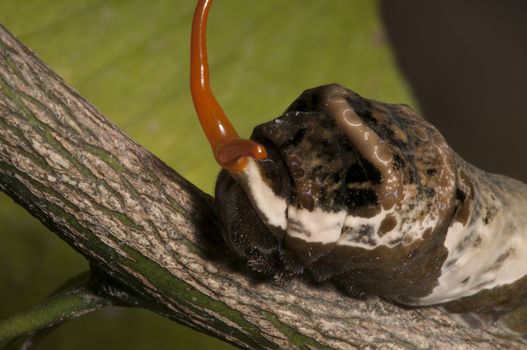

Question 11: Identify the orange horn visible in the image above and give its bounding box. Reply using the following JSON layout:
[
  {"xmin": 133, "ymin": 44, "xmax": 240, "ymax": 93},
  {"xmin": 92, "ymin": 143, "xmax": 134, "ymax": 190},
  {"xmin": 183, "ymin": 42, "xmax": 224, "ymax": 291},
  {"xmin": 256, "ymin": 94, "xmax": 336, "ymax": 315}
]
[{"xmin": 190, "ymin": 0, "xmax": 267, "ymax": 172}]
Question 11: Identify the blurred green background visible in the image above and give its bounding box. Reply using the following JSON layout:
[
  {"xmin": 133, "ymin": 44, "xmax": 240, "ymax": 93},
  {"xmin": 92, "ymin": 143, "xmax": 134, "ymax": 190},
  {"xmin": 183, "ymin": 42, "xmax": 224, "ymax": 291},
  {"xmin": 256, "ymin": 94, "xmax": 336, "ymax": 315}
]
[{"xmin": 0, "ymin": 0, "xmax": 412, "ymax": 349}]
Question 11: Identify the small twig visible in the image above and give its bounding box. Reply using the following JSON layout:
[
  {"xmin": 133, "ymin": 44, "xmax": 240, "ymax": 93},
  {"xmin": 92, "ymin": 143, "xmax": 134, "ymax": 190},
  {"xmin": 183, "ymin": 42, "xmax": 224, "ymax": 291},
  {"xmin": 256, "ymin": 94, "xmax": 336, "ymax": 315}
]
[
  {"xmin": 0, "ymin": 269, "xmax": 141, "ymax": 350},
  {"xmin": 1, "ymin": 325, "xmax": 57, "ymax": 350},
  {"xmin": 0, "ymin": 276, "xmax": 111, "ymax": 344}
]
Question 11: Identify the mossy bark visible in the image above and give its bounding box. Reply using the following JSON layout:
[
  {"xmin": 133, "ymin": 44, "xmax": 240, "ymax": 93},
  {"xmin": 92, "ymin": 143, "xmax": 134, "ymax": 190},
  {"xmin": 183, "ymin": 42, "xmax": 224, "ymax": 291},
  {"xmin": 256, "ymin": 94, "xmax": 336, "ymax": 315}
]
[{"xmin": 0, "ymin": 24, "xmax": 525, "ymax": 349}]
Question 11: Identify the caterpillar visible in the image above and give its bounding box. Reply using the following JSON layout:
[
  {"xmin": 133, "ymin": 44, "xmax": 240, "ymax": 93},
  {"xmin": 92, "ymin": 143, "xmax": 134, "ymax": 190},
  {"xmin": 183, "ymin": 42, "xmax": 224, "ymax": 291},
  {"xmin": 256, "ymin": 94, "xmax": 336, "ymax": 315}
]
[{"xmin": 190, "ymin": 0, "xmax": 527, "ymax": 336}]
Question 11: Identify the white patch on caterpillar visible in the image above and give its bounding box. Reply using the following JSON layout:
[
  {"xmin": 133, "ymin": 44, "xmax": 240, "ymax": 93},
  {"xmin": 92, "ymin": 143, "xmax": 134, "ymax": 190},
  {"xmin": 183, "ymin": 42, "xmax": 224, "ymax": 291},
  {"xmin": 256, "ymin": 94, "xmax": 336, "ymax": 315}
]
[
  {"xmin": 415, "ymin": 175, "xmax": 527, "ymax": 306},
  {"xmin": 286, "ymin": 206, "xmax": 347, "ymax": 243},
  {"xmin": 239, "ymin": 158, "xmax": 287, "ymax": 230},
  {"xmin": 336, "ymin": 188, "xmax": 437, "ymax": 250},
  {"xmin": 337, "ymin": 211, "xmax": 390, "ymax": 249},
  {"xmin": 242, "ymin": 158, "xmax": 348, "ymax": 244}
]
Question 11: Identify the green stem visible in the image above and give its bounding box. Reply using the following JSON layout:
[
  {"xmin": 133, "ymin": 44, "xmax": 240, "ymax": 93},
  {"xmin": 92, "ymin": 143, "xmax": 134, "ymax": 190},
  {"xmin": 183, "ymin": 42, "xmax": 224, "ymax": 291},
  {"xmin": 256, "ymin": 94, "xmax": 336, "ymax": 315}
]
[
  {"xmin": 1, "ymin": 326, "xmax": 56, "ymax": 350},
  {"xmin": 0, "ymin": 280, "xmax": 111, "ymax": 343}
]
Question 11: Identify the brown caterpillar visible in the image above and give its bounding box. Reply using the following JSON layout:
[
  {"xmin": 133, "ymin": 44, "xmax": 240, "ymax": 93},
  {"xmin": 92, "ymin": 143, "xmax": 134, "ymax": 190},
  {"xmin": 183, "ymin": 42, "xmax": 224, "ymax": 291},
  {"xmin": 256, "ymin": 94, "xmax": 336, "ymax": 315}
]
[{"xmin": 191, "ymin": 0, "xmax": 527, "ymax": 337}]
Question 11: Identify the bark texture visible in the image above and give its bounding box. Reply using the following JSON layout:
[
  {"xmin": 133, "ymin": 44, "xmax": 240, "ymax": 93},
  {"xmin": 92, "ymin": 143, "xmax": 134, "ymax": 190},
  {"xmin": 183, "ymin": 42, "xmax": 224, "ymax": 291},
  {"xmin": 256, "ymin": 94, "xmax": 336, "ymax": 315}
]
[{"xmin": 0, "ymin": 24, "xmax": 525, "ymax": 349}]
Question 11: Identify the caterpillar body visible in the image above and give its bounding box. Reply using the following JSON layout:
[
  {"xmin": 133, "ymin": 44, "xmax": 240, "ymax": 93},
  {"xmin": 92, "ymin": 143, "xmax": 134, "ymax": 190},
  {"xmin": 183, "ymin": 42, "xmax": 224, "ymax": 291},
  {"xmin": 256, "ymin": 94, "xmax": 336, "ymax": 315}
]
[
  {"xmin": 216, "ymin": 84, "xmax": 527, "ymax": 336},
  {"xmin": 190, "ymin": 0, "xmax": 527, "ymax": 337}
]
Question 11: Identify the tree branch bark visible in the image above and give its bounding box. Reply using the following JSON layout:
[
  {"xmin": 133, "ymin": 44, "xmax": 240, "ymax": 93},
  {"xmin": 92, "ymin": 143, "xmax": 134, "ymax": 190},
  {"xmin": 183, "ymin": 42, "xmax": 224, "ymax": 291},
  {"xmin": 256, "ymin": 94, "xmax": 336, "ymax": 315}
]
[{"xmin": 0, "ymin": 24, "xmax": 524, "ymax": 349}]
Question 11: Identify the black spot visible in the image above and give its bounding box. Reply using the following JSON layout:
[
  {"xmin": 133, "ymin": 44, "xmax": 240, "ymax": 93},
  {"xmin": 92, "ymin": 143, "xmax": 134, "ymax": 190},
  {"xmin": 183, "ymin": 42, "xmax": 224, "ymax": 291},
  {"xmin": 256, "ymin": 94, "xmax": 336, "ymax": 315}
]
[
  {"xmin": 345, "ymin": 163, "xmax": 368, "ymax": 183},
  {"xmin": 357, "ymin": 225, "xmax": 376, "ymax": 245},
  {"xmin": 377, "ymin": 124, "xmax": 396, "ymax": 142},
  {"xmin": 495, "ymin": 250, "xmax": 512, "ymax": 265},
  {"xmin": 427, "ymin": 168, "xmax": 437, "ymax": 176},
  {"xmin": 393, "ymin": 154, "xmax": 405, "ymax": 170},
  {"xmin": 363, "ymin": 158, "xmax": 382, "ymax": 183},
  {"xmin": 358, "ymin": 225, "xmax": 374, "ymax": 237},
  {"xmin": 346, "ymin": 158, "xmax": 382, "ymax": 184},
  {"xmin": 345, "ymin": 188, "xmax": 378, "ymax": 208},
  {"xmin": 461, "ymin": 277, "xmax": 470, "ymax": 284},
  {"xmin": 456, "ymin": 189, "xmax": 466, "ymax": 202},
  {"xmin": 446, "ymin": 258, "xmax": 458, "ymax": 268}
]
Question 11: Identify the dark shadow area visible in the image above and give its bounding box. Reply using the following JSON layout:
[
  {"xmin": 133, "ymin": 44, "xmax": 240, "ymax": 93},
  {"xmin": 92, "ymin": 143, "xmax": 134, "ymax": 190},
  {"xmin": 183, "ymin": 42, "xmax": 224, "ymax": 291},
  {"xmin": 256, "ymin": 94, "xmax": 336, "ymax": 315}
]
[{"xmin": 380, "ymin": 0, "xmax": 527, "ymax": 182}]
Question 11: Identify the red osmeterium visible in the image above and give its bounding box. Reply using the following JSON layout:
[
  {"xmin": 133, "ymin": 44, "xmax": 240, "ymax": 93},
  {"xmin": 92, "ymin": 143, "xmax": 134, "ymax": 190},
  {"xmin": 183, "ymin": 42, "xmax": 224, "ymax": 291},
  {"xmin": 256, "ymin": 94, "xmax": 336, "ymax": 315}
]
[{"xmin": 190, "ymin": 0, "xmax": 267, "ymax": 172}]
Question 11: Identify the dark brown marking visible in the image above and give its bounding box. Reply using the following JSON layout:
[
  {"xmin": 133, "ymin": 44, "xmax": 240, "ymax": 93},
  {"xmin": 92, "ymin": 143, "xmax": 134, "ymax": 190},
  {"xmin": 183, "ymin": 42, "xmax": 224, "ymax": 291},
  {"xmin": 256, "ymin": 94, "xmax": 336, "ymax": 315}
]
[
  {"xmin": 378, "ymin": 215, "xmax": 397, "ymax": 236},
  {"xmin": 422, "ymin": 227, "xmax": 433, "ymax": 240},
  {"xmin": 473, "ymin": 235, "xmax": 482, "ymax": 247},
  {"xmin": 446, "ymin": 258, "xmax": 458, "ymax": 268},
  {"xmin": 341, "ymin": 225, "xmax": 376, "ymax": 246},
  {"xmin": 486, "ymin": 249, "xmax": 514, "ymax": 272},
  {"xmin": 454, "ymin": 171, "xmax": 474, "ymax": 225},
  {"xmin": 299, "ymin": 193, "xmax": 315, "ymax": 211}
]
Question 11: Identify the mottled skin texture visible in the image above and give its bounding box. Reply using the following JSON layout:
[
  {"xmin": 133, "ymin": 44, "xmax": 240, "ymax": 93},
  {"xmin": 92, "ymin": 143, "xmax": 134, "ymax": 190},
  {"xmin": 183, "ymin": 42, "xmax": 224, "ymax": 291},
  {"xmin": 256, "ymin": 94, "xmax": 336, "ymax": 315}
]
[
  {"xmin": 439, "ymin": 162, "xmax": 527, "ymax": 336},
  {"xmin": 215, "ymin": 84, "xmax": 527, "ymax": 337}
]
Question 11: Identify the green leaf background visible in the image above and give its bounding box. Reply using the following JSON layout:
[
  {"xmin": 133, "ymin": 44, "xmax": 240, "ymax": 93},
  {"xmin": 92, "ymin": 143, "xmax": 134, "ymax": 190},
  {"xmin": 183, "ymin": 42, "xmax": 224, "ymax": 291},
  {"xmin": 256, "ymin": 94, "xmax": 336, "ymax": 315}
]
[{"xmin": 0, "ymin": 0, "xmax": 413, "ymax": 349}]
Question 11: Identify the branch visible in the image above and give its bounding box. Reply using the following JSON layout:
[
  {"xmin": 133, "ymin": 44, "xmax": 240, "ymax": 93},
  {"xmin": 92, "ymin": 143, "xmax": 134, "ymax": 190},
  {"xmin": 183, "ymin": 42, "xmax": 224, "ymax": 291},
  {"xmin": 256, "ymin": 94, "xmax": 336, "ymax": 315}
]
[
  {"xmin": 0, "ymin": 272, "xmax": 111, "ymax": 344},
  {"xmin": 0, "ymin": 24, "xmax": 524, "ymax": 349}
]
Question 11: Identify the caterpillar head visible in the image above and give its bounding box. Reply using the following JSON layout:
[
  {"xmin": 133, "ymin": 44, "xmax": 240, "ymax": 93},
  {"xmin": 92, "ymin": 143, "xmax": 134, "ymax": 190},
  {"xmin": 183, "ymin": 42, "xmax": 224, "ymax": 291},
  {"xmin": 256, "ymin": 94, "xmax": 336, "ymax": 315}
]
[
  {"xmin": 191, "ymin": 0, "xmax": 459, "ymax": 302},
  {"xmin": 215, "ymin": 84, "xmax": 459, "ymax": 297}
]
